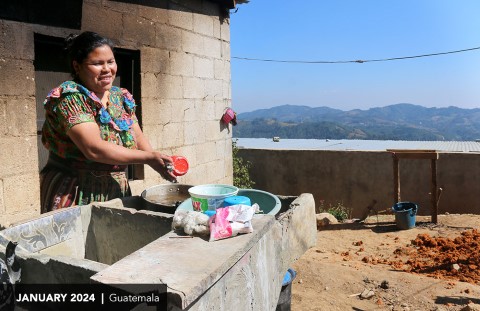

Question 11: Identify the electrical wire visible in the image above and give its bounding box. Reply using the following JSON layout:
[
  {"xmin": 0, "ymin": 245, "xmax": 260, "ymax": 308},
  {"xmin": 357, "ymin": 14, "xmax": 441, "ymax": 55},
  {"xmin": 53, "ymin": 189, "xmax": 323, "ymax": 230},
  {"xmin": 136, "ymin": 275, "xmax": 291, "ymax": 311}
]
[{"xmin": 232, "ymin": 46, "xmax": 480, "ymax": 64}]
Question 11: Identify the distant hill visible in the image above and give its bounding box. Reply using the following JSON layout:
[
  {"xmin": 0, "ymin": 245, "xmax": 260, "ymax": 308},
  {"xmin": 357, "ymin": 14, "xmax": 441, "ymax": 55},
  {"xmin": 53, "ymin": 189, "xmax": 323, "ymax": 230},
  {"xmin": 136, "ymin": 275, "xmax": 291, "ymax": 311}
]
[{"xmin": 233, "ymin": 104, "xmax": 480, "ymax": 141}]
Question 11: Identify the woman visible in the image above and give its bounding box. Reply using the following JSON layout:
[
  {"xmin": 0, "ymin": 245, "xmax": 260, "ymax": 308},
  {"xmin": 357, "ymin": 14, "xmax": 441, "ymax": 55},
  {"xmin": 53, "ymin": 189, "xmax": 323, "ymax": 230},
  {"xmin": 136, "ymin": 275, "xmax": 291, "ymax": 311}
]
[{"xmin": 40, "ymin": 31, "xmax": 176, "ymax": 213}]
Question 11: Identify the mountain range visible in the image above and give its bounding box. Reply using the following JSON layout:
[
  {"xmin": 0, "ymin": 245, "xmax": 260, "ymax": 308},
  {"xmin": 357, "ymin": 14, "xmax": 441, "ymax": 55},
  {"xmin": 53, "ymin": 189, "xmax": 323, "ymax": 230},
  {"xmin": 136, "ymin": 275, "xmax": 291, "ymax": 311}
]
[{"xmin": 233, "ymin": 103, "xmax": 480, "ymax": 141}]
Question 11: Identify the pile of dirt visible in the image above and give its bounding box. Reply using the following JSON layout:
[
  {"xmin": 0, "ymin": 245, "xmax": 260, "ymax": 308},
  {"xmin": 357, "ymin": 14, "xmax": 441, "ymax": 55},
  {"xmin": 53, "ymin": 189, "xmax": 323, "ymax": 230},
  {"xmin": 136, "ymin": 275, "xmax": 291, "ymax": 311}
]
[
  {"xmin": 359, "ymin": 229, "xmax": 480, "ymax": 285},
  {"xmin": 292, "ymin": 214, "xmax": 480, "ymax": 311},
  {"xmin": 389, "ymin": 229, "xmax": 480, "ymax": 284}
]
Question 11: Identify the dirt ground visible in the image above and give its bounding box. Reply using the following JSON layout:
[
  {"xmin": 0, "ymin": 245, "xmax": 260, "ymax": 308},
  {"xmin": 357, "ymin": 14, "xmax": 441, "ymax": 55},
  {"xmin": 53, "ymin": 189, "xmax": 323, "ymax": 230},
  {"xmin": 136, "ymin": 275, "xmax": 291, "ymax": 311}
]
[{"xmin": 291, "ymin": 214, "xmax": 480, "ymax": 311}]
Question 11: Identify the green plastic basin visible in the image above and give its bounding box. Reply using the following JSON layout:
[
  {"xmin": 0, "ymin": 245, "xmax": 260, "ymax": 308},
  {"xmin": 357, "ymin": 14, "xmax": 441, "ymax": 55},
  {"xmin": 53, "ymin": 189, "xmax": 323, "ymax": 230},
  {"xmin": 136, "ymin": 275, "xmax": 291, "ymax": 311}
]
[{"xmin": 177, "ymin": 188, "xmax": 281, "ymax": 215}]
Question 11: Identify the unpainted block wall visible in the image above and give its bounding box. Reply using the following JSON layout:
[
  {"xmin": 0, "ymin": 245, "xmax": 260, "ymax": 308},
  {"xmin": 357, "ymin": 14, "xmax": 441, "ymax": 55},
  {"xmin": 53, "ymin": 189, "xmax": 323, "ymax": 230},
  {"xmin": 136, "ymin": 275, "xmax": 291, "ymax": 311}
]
[
  {"xmin": 0, "ymin": 0, "xmax": 234, "ymax": 226},
  {"xmin": 238, "ymin": 149, "xmax": 480, "ymax": 218}
]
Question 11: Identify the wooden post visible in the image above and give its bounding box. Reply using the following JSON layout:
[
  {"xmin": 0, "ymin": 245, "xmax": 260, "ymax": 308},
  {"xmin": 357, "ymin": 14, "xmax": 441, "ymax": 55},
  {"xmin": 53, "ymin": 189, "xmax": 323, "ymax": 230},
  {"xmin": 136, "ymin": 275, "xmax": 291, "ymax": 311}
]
[
  {"xmin": 387, "ymin": 149, "xmax": 439, "ymax": 224},
  {"xmin": 393, "ymin": 154, "xmax": 400, "ymax": 203},
  {"xmin": 431, "ymin": 158, "xmax": 438, "ymax": 223}
]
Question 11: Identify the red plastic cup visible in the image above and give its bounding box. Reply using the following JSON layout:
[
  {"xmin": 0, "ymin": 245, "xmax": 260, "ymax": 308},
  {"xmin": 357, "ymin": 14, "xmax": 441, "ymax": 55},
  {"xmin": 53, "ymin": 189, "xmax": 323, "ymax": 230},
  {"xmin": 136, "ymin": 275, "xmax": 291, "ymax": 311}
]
[{"xmin": 171, "ymin": 156, "xmax": 189, "ymax": 176}]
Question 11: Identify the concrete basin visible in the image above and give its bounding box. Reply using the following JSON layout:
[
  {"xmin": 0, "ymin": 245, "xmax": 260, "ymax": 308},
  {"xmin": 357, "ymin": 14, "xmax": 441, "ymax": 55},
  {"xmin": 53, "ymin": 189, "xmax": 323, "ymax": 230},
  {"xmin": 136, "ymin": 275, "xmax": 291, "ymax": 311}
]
[
  {"xmin": 92, "ymin": 193, "xmax": 317, "ymax": 310},
  {"xmin": 0, "ymin": 193, "xmax": 317, "ymax": 310},
  {"xmin": 0, "ymin": 201, "xmax": 173, "ymax": 283}
]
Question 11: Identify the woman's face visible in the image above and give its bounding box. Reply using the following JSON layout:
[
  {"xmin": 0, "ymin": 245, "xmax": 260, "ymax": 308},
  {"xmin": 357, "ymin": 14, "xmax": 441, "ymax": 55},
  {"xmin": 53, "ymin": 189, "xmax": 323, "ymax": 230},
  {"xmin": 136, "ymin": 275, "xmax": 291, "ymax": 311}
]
[{"xmin": 73, "ymin": 44, "xmax": 117, "ymax": 98}]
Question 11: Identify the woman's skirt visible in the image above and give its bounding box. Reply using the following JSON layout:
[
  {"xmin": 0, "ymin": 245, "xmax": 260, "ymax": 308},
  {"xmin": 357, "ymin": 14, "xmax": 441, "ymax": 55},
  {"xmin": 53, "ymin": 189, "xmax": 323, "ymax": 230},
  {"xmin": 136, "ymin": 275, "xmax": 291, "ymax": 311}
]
[{"xmin": 40, "ymin": 154, "xmax": 131, "ymax": 213}]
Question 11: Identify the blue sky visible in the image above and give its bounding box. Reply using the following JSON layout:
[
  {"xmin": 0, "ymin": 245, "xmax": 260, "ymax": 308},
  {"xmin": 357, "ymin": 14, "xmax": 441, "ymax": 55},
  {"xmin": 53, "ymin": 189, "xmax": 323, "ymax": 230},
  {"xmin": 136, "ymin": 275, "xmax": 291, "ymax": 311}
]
[{"xmin": 230, "ymin": 1, "xmax": 480, "ymax": 113}]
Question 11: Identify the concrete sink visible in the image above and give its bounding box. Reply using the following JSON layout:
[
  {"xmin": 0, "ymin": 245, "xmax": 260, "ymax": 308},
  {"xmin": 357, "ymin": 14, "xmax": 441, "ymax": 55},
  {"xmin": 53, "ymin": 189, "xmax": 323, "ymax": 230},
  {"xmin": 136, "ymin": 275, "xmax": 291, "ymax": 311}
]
[
  {"xmin": 0, "ymin": 200, "xmax": 173, "ymax": 283},
  {"xmin": 0, "ymin": 193, "xmax": 317, "ymax": 310}
]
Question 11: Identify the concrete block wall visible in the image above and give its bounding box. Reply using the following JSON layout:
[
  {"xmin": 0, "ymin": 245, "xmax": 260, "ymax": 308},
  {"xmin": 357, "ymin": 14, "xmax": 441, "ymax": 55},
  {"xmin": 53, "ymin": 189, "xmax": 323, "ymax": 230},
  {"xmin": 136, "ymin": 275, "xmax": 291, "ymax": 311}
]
[
  {"xmin": 238, "ymin": 149, "xmax": 480, "ymax": 218},
  {"xmin": 0, "ymin": 21, "xmax": 41, "ymax": 225},
  {"xmin": 0, "ymin": 0, "xmax": 234, "ymax": 226}
]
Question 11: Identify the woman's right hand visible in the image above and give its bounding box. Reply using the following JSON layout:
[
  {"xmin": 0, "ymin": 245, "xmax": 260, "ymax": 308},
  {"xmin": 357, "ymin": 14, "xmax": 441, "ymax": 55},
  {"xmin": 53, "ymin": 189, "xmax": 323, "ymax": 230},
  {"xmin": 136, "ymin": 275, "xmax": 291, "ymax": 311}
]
[{"xmin": 148, "ymin": 152, "xmax": 178, "ymax": 183}]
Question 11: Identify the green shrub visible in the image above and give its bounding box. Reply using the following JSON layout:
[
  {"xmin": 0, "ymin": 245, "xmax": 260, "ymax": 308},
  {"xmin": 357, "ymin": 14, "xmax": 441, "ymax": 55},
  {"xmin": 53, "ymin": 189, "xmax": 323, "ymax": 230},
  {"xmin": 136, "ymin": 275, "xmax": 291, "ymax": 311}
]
[
  {"xmin": 232, "ymin": 139, "xmax": 255, "ymax": 189},
  {"xmin": 318, "ymin": 200, "xmax": 351, "ymax": 221}
]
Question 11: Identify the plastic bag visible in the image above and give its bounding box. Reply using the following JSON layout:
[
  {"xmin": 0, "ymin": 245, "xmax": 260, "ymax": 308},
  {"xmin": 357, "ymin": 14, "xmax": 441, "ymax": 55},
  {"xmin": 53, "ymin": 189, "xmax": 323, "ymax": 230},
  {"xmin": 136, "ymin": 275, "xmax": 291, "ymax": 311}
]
[
  {"xmin": 172, "ymin": 210, "xmax": 210, "ymax": 236},
  {"xmin": 226, "ymin": 203, "xmax": 257, "ymax": 235},
  {"xmin": 209, "ymin": 207, "xmax": 232, "ymax": 242},
  {"xmin": 209, "ymin": 204, "xmax": 258, "ymax": 242}
]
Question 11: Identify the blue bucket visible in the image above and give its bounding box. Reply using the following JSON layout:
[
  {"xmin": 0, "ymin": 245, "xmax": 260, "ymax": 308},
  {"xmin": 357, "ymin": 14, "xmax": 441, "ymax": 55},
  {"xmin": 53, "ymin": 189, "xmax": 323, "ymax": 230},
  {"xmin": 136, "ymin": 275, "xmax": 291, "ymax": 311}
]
[
  {"xmin": 392, "ymin": 202, "xmax": 418, "ymax": 230},
  {"xmin": 276, "ymin": 269, "xmax": 296, "ymax": 311}
]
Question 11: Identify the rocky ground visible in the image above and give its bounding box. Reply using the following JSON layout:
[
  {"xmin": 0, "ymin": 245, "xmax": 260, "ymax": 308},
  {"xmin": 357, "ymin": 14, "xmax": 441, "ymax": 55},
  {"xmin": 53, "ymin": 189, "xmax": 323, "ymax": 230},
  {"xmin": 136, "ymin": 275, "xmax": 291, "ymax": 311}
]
[{"xmin": 291, "ymin": 214, "xmax": 480, "ymax": 311}]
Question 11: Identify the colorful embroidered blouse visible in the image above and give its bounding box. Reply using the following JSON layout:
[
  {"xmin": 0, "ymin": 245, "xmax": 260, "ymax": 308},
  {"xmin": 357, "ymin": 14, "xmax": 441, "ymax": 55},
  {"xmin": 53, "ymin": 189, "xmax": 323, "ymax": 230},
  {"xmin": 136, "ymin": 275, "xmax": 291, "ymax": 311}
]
[{"xmin": 42, "ymin": 80, "xmax": 138, "ymax": 162}]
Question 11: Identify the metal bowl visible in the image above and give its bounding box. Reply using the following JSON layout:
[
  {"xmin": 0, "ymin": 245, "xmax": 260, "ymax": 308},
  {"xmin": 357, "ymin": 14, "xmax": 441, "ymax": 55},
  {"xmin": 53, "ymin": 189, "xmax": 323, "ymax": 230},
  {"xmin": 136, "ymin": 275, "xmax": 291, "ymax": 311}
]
[{"xmin": 141, "ymin": 184, "xmax": 193, "ymax": 214}]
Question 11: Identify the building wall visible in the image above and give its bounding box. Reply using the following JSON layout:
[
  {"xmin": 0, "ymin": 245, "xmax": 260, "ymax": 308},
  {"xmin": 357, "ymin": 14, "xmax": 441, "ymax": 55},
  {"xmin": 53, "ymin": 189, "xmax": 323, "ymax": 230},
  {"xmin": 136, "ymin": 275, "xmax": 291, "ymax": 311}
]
[
  {"xmin": 238, "ymin": 149, "xmax": 480, "ymax": 218},
  {"xmin": 0, "ymin": 0, "xmax": 234, "ymax": 226}
]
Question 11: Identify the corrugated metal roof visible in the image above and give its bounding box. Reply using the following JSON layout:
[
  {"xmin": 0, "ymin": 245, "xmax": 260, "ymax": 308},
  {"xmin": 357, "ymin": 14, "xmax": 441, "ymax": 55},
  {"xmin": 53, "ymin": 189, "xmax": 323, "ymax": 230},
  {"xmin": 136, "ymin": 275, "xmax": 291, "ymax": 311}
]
[{"xmin": 235, "ymin": 138, "xmax": 480, "ymax": 153}]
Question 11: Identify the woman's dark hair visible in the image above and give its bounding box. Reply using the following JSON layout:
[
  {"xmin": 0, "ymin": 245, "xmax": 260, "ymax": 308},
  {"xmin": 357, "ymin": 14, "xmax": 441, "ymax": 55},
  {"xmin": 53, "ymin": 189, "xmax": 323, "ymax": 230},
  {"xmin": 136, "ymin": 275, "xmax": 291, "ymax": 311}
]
[{"xmin": 64, "ymin": 31, "xmax": 115, "ymax": 78}]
